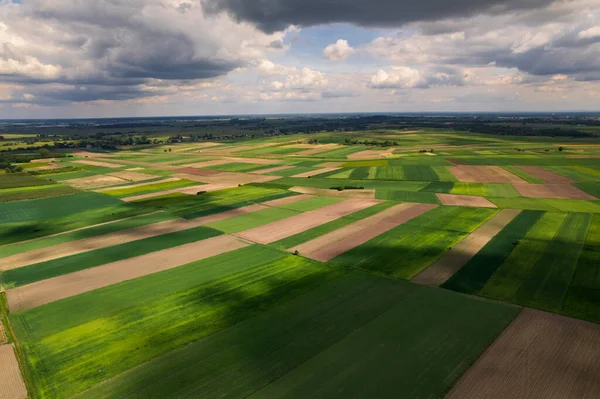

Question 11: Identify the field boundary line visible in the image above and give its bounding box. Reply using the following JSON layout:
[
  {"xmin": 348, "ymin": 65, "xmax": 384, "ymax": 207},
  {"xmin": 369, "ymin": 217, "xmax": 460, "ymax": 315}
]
[{"xmin": 411, "ymin": 209, "xmax": 522, "ymax": 287}]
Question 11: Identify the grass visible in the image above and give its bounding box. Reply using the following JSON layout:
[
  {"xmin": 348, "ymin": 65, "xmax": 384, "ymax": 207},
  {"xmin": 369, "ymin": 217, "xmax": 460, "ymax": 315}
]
[
  {"xmin": 442, "ymin": 210, "xmax": 544, "ymax": 295},
  {"xmin": 0, "ymin": 185, "xmax": 78, "ymax": 202},
  {"xmin": 502, "ymin": 166, "xmax": 545, "ymax": 183},
  {"xmin": 0, "ymin": 192, "xmax": 127, "ymax": 224},
  {"xmin": 331, "ymin": 207, "xmax": 497, "ymax": 279},
  {"xmin": 101, "ymin": 179, "xmax": 199, "ymax": 198},
  {"xmin": 488, "ymin": 197, "xmax": 600, "ymax": 212},
  {"xmin": 0, "ymin": 173, "xmax": 54, "ymax": 189},
  {"xmin": 132, "ymin": 186, "xmax": 295, "ymax": 219},
  {"xmin": 0, "ymin": 225, "xmax": 222, "ymax": 288},
  {"xmin": 375, "ymin": 190, "xmax": 440, "ymax": 204},
  {"xmin": 76, "ymin": 272, "xmax": 519, "ymax": 399},
  {"xmin": 449, "ymin": 183, "xmax": 520, "ymax": 197},
  {"xmin": 205, "ymin": 207, "xmax": 299, "ymax": 233},
  {"xmin": 576, "ymin": 182, "xmax": 600, "ymax": 199},
  {"xmin": 11, "ymin": 247, "xmax": 339, "ymax": 399}
]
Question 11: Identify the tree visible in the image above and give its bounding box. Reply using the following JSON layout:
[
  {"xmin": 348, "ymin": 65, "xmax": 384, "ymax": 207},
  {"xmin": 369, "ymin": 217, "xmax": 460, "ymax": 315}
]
[
  {"xmin": 39, "ymin": 149, "xmax": 51, "ymax": 158},
  {"xmin": 558, "ymin": 146, "xmax": 564, "ymax": 152}
]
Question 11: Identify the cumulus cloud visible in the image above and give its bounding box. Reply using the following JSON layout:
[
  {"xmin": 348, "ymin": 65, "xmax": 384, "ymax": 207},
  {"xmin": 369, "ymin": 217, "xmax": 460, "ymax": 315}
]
[
  {"xmin": 369, "ymin": 66, "xmax": 466, "ymax": 89},
  {"xmin": 202, "ymin": 0, "xmax": 557, "ymax": 33},
  {"xmin": 324, "ymin": 39, "xmax": 354, "ymax": 61}
]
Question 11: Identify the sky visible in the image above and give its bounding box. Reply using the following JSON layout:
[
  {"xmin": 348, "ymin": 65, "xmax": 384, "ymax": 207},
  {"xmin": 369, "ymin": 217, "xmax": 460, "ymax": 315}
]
[{"xmin": 1, "ymin": 0, "xmax": 599, "ymax": 118}]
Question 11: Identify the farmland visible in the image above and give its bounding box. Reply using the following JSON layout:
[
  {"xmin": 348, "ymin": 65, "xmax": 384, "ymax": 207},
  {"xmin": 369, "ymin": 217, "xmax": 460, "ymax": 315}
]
[{"xmin": 1, "ymin": 122, "xmax": 600, "ymax": 399}]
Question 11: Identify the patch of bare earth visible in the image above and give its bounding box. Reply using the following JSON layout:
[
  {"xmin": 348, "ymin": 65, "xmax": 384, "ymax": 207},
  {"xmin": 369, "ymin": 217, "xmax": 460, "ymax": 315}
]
[
  {"xmin": 172, "ymin": 168, "xmax": 223, "ymax": 176},
  {"xmin": 446, "ymin": 309, "xmax": 600, "ymax": 399},
  {"xmin": 95, "ymin": 178, "xmax": 181, "ymax": 193},
  {"xmin": 234, "ymin": 198, "xmax": 380, "ymax": 244},
  {"xmin": 513, "ymin": 184, "xmax": 596, "ymax": 200},
  {"xmin": 293, "ymin": 144, "xmax": 340, "ymax": 156},
  {"xmin": 63, "ymin": 175, "xmax": 127, "ymax": 189},
  {"xmin": 290, "ymin": 186, "xmax": 377, "ymax": 199},
  {"xmin": 6, "ymin": 235, "xmax": 249, "ymax": 312},
  {"xmin": 178, "ymin": 171, "xmax": 281, "ymax": 185},
  {"xmin": 0, "ymin": 344, "xmax": 28, "ymax": 399},
  {"xmin": 515, "ymin": 166, "xmax": 574, "ymax": 183},
  {"xmin": 446, "ymin": 158, "xmax": 467, "ymax": 165},
  {"xmin": 448, "ymin": 166, "xmax": 525, "ymax": 183},
  {"xmin": 289, "ymin": 203, "xmax": 436, "ymax": 262},
  {"xmin": 437, "ymin": 193, "xmax": 498, "ymax": 208},
  {"xmin": 108, "ymin": 171, "xmax": 156, "ymax": 182},
  {"xmin": 122, "ymin": 184, "xmax": 229, "ymax": 202},
  {"xmin": 73, "ymin": 160, "xmax": 124, "ymax": 168},
  {"xmin": 291, "ymin": 167, "xmax": 341, "ymax": 178},
  {"xmin": 412, "ymin": 209, "xmax": 521, "ymax": 286}
]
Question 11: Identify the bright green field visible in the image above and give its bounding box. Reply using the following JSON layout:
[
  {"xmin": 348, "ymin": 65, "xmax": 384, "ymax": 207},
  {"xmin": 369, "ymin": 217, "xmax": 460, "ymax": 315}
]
[
  {"xmin": 101, "ymin": 179, "xmax": 199, "ymax": 198},
  {"xmin": 204, "ymin": 207, "xmax": 299, "ymax": 233},
  {"xmin": 331, "ymin": 206, "xmax": 497, "ymax": 279},
  {"xmin": 0, "ymin": 185, "xmax": 78, "ymax": 202},
  {"xmin": 76, "ymin": 272, "xmax": 519, "ymax": 399},
  {"xmin": 11, "ymin": 246, "xmax": 338, "ymax": 399}
]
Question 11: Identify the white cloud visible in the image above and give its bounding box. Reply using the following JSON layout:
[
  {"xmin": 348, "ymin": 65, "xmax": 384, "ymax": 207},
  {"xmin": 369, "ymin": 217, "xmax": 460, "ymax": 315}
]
[
  {"xmin": 578, "ymin": 26, "xmax": 600, "ymax": 39},
  {"xmin": 369, "ymin": 67, "xmax": 422, "ymax": 89},
  {"xmin": 323, "ymin": 39, "xmax": 355, "ymax": 61}
]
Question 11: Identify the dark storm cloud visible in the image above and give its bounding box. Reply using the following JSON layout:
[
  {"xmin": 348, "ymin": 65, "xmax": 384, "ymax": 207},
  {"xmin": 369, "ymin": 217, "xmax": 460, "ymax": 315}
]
[{"xmin": 202, "ymin": 0, "xmax": 559, "ymax": 33}]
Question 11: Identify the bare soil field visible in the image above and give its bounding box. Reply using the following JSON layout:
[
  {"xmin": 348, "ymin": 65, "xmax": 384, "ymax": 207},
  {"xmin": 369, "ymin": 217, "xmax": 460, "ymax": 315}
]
[
  {"xmin": 181, "ymin": 171, "xmax": 281, "ymax": 185},
  {"xmin": 346, "ymin": 150, "xmax": 388, "ymax": 160},
  {"xmin": 293, "ymin": 144, "xmax": 340, "ymax": 156},
  {"xmin": 63, "ymin": 175, "xmax": 126, "ymax": 189},
  {"xmin": 179, "ymin": 157, "xmax": 280, "ymax": 169},
  {"xmin": 31, "ymin": 158, "xmax": 57, "ymax": 163},
  {"xmin": 448, "ymin": 166, "xmax": 526, "ymax": 183},
  {"xmin": 173, "ymin": 168, "xmax": 222, "ymax": 176},
  {"xmin": 6, "ymin": 235, "xmax": 249, "ymax": 312},
  {"xmin": 290, "ymin": 186, "xmax": 377, "ymax": 199},
  {"xmin": 249, "ymin": 165, "xmax": 295, "ymax": 175},
  {"xmin": 95, "ymin": 177, "xmax": 181, "ymax": 193},
  {"xmin": 0, "ymin": 344, "xmax": 28, "ymax": 399},
  {"xmin": 29, "ymin": 164, "xmax": 61, "ymax": 171},
  {"xmin": 289, "ymin": 203, "xmax": 437, "ymax": 261},
  {"xmin": 412, "ymin": 209, "xmax": 521, "ymax": 286},
  {"xmin": 437, "ymin": 193, "xmax": 498, "ymax": 208},
  {"xmin": 291, "ymin": 167, "xmax": 341, "ymax": 178},
  {"xmin": 108, "ymin": 171, "xmax": 156, "ymax": 182},
  {"xmin": 261, "ymin": 194, "xmax": 314, "ymax": 207},
  {"xmin": 234, "ymin": 198, "xmax": 380, "ymax": 244},
  {"xmin": 73, "ymin": 160, "xmax": 124, "ymax": 169},
  {"xmin": 515, "ymin": 166, "xmax": 574, "ymax": 183},
  {"xmin": 177, "ymin": 159, "xmax": 231, "ymax": 168},
  {"xmin": 513, "ymin": 184, "xmax": 597, "ymax": 200},
  {"xmin": 446, "ymin": 158, "xmax": 467, "ymax": 165},
  {"xmin": 446, "ymin": 309, "xmax": 600, "ymax": 399}
]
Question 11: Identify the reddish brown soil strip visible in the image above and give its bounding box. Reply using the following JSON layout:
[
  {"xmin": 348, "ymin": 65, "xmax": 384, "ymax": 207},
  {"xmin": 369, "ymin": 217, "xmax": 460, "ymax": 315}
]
[
  {"xmin": 290, "ymin": 186, "xmax": 377, "ymax": 199},
  {"xmin": 515, "ymin": 166, "xmax": 574, "ymax": 183},
  {"xmin": 289, "ymin": 203, "xmax": 437, "ymax": 262},
  {"xmin": 95, "ymin": 177, "xmax": 181, "ymax": 193},
  {"xmin": 346, "ymin": 150, "xmax": 385, "ymax": 160},
  {"xmin": 179, "ymin": 157, "xmax": 280, "ymax": 169},
  {"xmin": 448, "ymin": 166, "xmax": 525, "ymax": 183},
  {"xmin": 176, "ymin": 172, "xmax": 281, "ymax": 185},
  {"xmin": 234, "ymin": 199, "xmax": 381, "ymax": 244},
  {"xmin": 73, "ymin": 160, "xmax": 124, "ymax": 168},
  {"xmin": 446, "ymin": 309, "xmax": 600, "ymax": 399},
  {"xmin": 250, "ymin": 165, "xmax": 295, "ymax": 175},
  {"xmin": 31, "ymin": 158, "xmax": 57, "ymax": 163},
  {"xmin": 108, "ymin": 171, "xmax": 156, "ymax": 182},
  {"xmin": 513, "ymin": 183, "xmax": 596, "ymax": 200},
  {"xmin": 412, "ymin": 209, "xmax": 521, "ymax": 286},
  {"xmin": 291, "ymin": 167, "xmax": 341, "ymax": 178},
  {"xmin": 0, "ymin": 344, "xmax": 28, "ymax": 399},
  {"xmin": 64, "ymin": 175, "xmax": 127, "ymax": 189},
  {"xmin": 437, "ymin": 193, "xmax": 498, "ymax": 208},
  {"xmin": 177, "ymin": 159, "xmax": 230, "ymax": 168},
  {"xmin": 446, "ymin": 158, "xmax": 467, "ymax": 165},
  {"xmin": 260, "ymin": 194, "xmax": 314, "ymax": 207},
  {"xmin": 6, "ymin": 235, "xmax": 249, "ymax": 312}
]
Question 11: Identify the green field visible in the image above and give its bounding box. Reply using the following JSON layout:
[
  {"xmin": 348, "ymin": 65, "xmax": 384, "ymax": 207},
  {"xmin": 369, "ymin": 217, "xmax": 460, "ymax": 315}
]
[
  {"xmin": 101, "ymin": 179, "xmax": 199, "ymax": 198},
  {"xmin": 0, "ymin": 173, "xmax": 55, "ymax": 189},
  {"xmin": 0, "ymin": 185, "xmax": 78, "ymax": 202}
]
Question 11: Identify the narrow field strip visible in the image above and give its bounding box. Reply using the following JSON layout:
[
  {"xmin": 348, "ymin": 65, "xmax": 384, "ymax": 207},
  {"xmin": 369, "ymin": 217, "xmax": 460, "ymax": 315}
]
[
  {"xmin": 63, "ymin": 175, "xmax": 127, "ymax": 189},
  {"xmin": 74, "ymin": 272, "xmax": 518, "ymax": 399},
  {"xmin": 260, "ymin": 194, "xmax": 314, "ymax": 207},
  {"xmin": 290, "ymin": 203, "xmax": 436, "ymax": 262},
  {"xmin": 289, "ymin": 186, "xmax": 377, "ymax": 199},
  {"xmin": 291, "ymin": 167, "xmax": 341, "ymax": 178},
  {"xmin": 442, "ymin": 210, "xmax": 545, "ymax": 294},
  {"xmin": 516, "ymin": 165, "xmax": 574, "ymax": 183},
  {"xmin": 121, "ymin": 184, "xmax": 215, "ymax": 201},
  {"xmin": 446, "ymin": 309, "xmax": 600, "ymax": 399},
  {"xmin": 513, "ymin": 183, "xmax": 597, "ymax": 200},
  {"xmin": 234, "ymin": 199, "xmax": 381, "ymax": 244},
  {"xmin": 0, "ymin": 344, "xmax": 28, "ymax": 399},
  {"xmin": 95, "ymin": 177, "xmax": 180, "ymax": 192},
  {"xmin": 436, "ymin": 193, "xmax": 497, "ymax": 208},
  {"xmin": 6, "ymin": 235, "xmax": 249, "ymax": 312},
  {"xmin": 250, "ymin": 165, "xmax": 295, "ymax": 175},
  {"xmin": 448, "ymin": 166, "xmax": 526, "ymax": 183},
  {"xmin": 412, "ymin": 209, "xmax": 521, "ymax": 286},
  {"xmin": 73, "ymin": 160, "xmax": 124, "ymax": 169}
]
